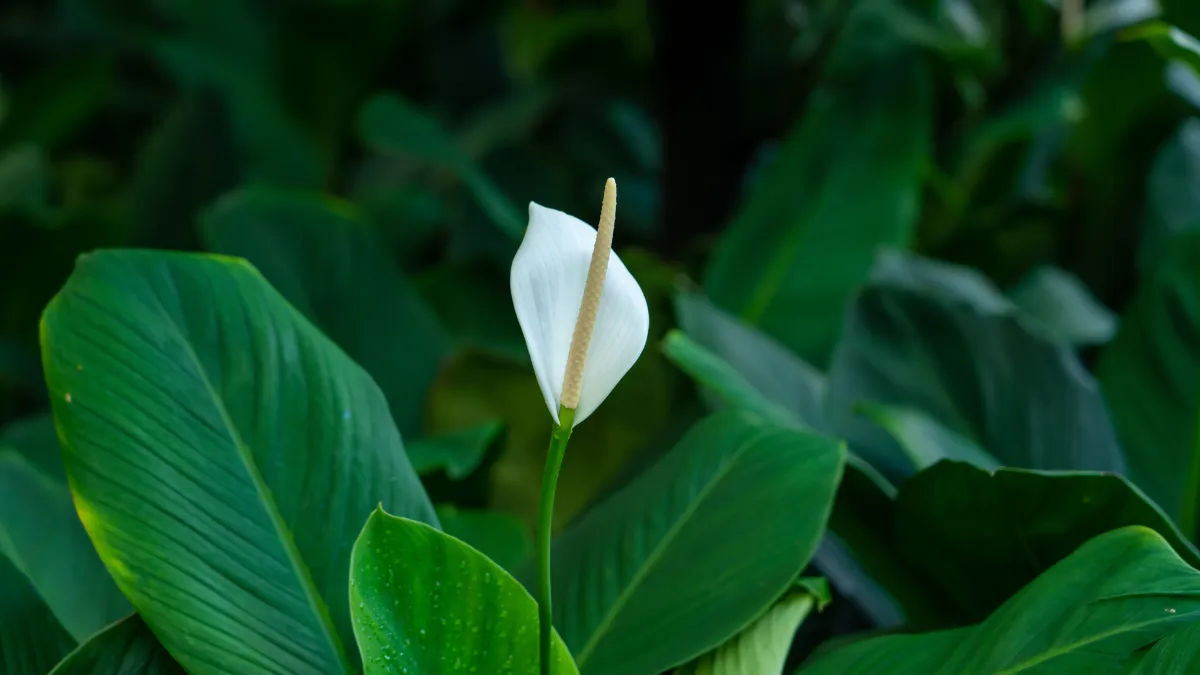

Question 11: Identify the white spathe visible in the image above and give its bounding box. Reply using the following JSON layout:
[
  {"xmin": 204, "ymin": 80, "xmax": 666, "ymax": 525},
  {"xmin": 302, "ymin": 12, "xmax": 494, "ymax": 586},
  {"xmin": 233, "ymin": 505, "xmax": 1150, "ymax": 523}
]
[{"xmin": 511, "ymin": 202, "xmax": 650, "ymax": 427}]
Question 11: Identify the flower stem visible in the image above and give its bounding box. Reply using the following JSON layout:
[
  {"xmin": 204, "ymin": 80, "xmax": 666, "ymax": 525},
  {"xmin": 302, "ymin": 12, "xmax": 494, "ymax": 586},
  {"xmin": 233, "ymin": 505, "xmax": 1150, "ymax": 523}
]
[{"xmin": 538, "ymin": 406, "xmax": 575, "ymax": 674}]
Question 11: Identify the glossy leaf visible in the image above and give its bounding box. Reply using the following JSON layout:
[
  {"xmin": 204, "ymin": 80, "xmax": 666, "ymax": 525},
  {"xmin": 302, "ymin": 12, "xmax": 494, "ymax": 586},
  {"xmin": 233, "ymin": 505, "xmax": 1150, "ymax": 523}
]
[
  {"xmin": 358, "ymin": 93, "xmax": 522, "ymax": 238},
  {"xmin": 407, "ymin": 422, "xmax": 503, "ymax": 479},
  {"xmin": 895, "ymin": 461, "xmax": 1200, "ymax": 623},
  {"xmin": 41, "ymin": 250, "xmax": 438, "ymax": 675},
  {"xmin": 49, "ymin": 615, "xmax": 184, "ymax": 675},
  {"xmin": 704, "ymin": 38, "xmax": 931, "ymax": 365},
  {"xmin": 349, "ymin": 509, "xmax": 577, "ymax": 674},
  {"xmin": 0, "ymin": 450, "xmax": 130, "ymax": 640},
  {"xmin": 661, "ymin": 327, "xmax": 919, "ymax": 627},
  {"xmin": 801, "ymin": 526, "xmax": 1200, "ymax": 672},
  {"xmin": 200, "ymin": 189, "xmax": 449, "ymax": 438},
  {"xmin": 1007, "ymin": 265, "xmax": 1117, "ymax": 346},
  {"xmin": 675, "ymin": 579, "xmax": 828, "ymax": 675},
  {"xmin": 1099, "ymin": 229, "xmax": 1200, "ymax": 530},
  {"xmin": 0, "ymin": 551, "xmax": 74, "ymax": 675},
  {"xmin": 551, "ymin": 411, "xmax": 845, "ymax": 675},
  {"xmin": 828, "ymin": 253, "xmax": 1125, "ymax": 477},
  {"xmin": 436, "ymin": 505, "xmax": 533, "ymax": 572}
]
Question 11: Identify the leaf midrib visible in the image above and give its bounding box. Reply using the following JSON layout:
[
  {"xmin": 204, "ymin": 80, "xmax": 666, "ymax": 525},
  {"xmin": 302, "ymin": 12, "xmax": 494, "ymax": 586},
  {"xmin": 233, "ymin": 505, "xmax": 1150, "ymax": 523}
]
[
  {"xmin": 149, "ymin": 266, "xmax": 351, "ymax": 673},
  {"xmin": 573, "ymin": 428, "xmax": 774, "ymax": 667}
]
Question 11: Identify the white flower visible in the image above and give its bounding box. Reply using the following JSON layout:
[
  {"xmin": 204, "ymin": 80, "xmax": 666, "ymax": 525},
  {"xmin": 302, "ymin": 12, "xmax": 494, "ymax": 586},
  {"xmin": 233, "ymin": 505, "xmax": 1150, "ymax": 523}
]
[{"xmin": 510, "ymin": 186, "xmax": 650, "ymax": 428}]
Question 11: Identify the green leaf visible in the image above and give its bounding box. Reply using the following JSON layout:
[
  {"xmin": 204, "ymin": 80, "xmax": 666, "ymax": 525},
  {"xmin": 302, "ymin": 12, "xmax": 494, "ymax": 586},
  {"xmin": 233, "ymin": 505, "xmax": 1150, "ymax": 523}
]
[
  {"xmin": 0, "ymin": 451, "xmax": 130, "ymax": 641},
  {"xmin": 0, "ymin": 413, "xmax": 64, "ymax": 481},
  {"xmin": 349, "ymin": 509, "xmax": 578, "ymax": 675},
  {"xmin": 407, "ymin": 421, "xmax": 503, "ymax": 479},
  {"xmin": 675, "ymin": 580, "xmax": 828, "ymax": 675},
  {"xmin": 858, "ymin": 403, "xmax": 1000, "ymax": 472},
  {"xmin": 896, "ymin": 461, "xmax": 1200, "ymax": 623},
  {"xmin": 1142, "ymin": 119, "xmax": 1200, "ymax": 270},
  {"xmin": 41, "ymin": 250, "xmax": 438, "ymax": 675},
  {"xmin": 1128, "ymin": 619, "xmax": 1200, "ymax": 673},
  {"xmin": 436, "ymin": 505, "xmax": 533, "ymax": 572},
  {"xmin": 661, "ymin": 327, "xmax": 919, "ymax": 627},
  {"xmin": 705, "ymin": 48, "xmax": 931, "ymax": 366},
  {"xmin": 358, "ymin": 93, "xmax": 523, "ymax": 238},
  {"xmin": 0, "ymin": 551, "xmax": 74, "ymax": 675},
  {"xmin": 673, "ymin": 292, "xmax": 826, "ymax": 429},
  {"xmin": 1099, "ymin": 229, "xmax": 1200, "ymax": 533},
  {"xmin": 801, "ymin": 526, "xmax": 1200, "ymax": 672},
  {"xmin": 1123, "ymin": 21, "xmax": 1200, "ymax": 75},
  {"xmin": 551, "ymin": 411, "xmax": 846, "ymax": 675},
  {"xmin": 200, "ymin": 189, "xmax": 449, "ymax": 438},
  {"xmin": 49, "ymin": 615, "xmax": 184, "ymax": 675},
  {"xmin": 829, "ymin": 253, "xmax": 1125, "ymax": 476},
  {"xmin": 797, "ymin": 627, "xmax": 970, "ymax": 674},
  {"xmin": 1007, "ymin": 265, "xmax": 1117, "ymax": 346}
]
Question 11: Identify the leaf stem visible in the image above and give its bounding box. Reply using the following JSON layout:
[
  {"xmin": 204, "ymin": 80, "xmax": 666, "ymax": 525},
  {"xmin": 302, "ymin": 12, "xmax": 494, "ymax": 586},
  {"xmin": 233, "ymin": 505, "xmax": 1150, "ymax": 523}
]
[{"xmin": 538, "ymin": 406, "xmax": 575, "ymax": 674}]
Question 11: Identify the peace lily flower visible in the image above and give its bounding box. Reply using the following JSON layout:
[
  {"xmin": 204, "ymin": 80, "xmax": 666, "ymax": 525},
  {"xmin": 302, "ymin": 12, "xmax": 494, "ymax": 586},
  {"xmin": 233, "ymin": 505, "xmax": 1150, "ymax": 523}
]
[{"xmin": 510, "ymin": 178, "xmax": 650, "ymax": 428}]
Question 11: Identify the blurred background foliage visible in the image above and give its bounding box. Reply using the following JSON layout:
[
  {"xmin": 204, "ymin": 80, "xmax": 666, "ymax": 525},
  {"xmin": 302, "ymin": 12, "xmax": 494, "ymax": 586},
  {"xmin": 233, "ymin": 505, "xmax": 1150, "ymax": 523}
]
[{"xmin": 6, "ymin": 0, "xmax": 1200, "ymax": 665}]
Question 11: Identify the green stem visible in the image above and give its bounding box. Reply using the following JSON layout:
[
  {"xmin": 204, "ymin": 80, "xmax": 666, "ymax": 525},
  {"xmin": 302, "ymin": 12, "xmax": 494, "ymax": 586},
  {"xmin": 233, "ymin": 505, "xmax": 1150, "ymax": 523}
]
[{"xmin": 538, "ymin": 406, "xmax": 575, "ymax": 675}]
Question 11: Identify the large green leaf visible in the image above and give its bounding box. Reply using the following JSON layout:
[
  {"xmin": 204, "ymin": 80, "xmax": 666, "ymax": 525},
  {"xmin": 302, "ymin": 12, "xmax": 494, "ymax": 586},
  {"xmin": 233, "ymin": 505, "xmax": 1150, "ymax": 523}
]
[
  {"xmin": 407, "ymin": 421, "xmax": 503, "ymax": 479},
  {"xmin": 49, "ymin": 615, "xmax": 183, "ymax": 675},
  {"xmin": 828, "ymin": 253, "xmax": 1125, "ymax": 476},
  {"xmin": 41, "ymin": 250, "xmax": 438, "ymax": 675},
  {"xmin": 200, "ymin": 189, "xmax": 449, "ymax": 438},
  {"xmin": 895, "ymin": 461, "xmax": 1200, "ymax": 623},
  {"xmin": 676, "ymin": 579, "xmax": 829, "ymax": 675},
  {"xmin": 1100, "ymin": 230, "xmax": 1200, "ymax": 532},
  {"xmin": 704, "ymin": 19, "xmax": 932, "ymax": 365},
  {"xmin": 0, "ymin": 450, "xmax": 130, "ymax": 640},
  {"xmin": 349, "ymin": 509, "xmax": 577, "ymax": 674},
  {"xmin": 661, "ymin": 328, "xmax": 919, "ymax": 627},
  {"xmin": 800, "ymin": 526, "xmax": 1200, "ymax": 673},
  {"xmin": 550, "ymin": 411, "xmax": 846, "ymax": 675},
  {"xmin": 0, "ymin": 551, "xmax": 74, "ymax": 675}
]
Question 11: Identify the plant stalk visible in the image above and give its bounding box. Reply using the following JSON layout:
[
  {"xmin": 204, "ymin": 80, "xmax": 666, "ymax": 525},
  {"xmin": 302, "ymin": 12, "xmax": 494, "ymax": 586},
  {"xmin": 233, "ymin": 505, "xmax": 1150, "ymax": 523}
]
[{"xmin": 538, "ymin": 406, "xmax": 575, "ymax": 674}]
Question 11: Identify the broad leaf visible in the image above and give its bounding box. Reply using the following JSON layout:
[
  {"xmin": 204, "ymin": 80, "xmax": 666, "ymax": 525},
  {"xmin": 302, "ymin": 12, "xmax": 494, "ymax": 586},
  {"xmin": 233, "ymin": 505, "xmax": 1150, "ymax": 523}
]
[
  {"xmin": 662, "ymin": 329, "xmax": 922, "ymax": 627},
  {"xmin": 49, "ymin": 615, "xmax": 183, "ymax": 675},
  {"xmin": 1007, "ymin": 265, "xmax": 1117, "ymax": 346},
  {"xmin": 0, "ymin": 450, "xmax": 130, "ymax": 640},
  {"xmin": 0, "ymin": 551, "xmax": 74, "ymax": 675},
  {"xmin": 704, "ymin": 22, "xmax": 931, "ymax": 365},
  {"xmin": 200, "ymin": 188, "xmax": 448, "ymax": 438},
  {"xmin": 801, "ymin": 526, "xmax": 1200, "ymax": 672},
  {"xmin": 41, "ymin": 250, "xmax": 438, "ymax": 675},
  {"xmin": 407, "ymin": 421, "xmax": 503, "ymax": 479},
  {"xmin": 895, "ymin": 461, "xmax": 1200, "ymax": 623},
  {"xmin": 0, "ymin": 413, "xmax": 64, "ymax": 480},
  {"xmin": 436, "ymin": 505, "xmax": 532, "ymax": 572},
  {"xmin": 828, "ymin": 254, "xmax": 1125, "ymax": 476},
  {"xmin": 550, "ymin": 411, "xmax": 845, "ymax": 675},
  {"xmin": 349, "ymin": 509, "xmax": 577, "ymax": 674},
  {"xmin": 1099, "ymin": 229, "xmax": 1200, "ymax": 531},
  {"xmin": 676, "ymin": 579, "xmax": 829, "ymax": 675}
]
